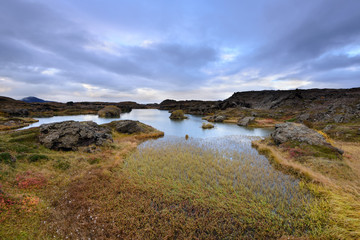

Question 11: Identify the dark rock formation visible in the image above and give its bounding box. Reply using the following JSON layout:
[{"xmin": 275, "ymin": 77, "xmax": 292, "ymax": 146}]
[
  {"xmin": 39, "ymin": 121, "xmax": 112, "ymax": 151},
  {"xmin": 224, "ymin": 88, "xmax": 360, "ymax": 109},
  {"xmin": 111, "ymin": 120, "xmax": 145, "ymax": 134},
  {"xmin": 159, "ymin": 99, "xmax": 221, "ymax": 115},
  {"xmin": 2, "ymin": 108, "xmax": 29, "ymax": 117},
  {"xmin": 0, "ymin": 96, "xmax": 137, "ymax": 118},
  {"xmin": 237, "ymin": 117, "xmax": 255, "ymax": 126},
  {"xmin": 104, "ymin": 120, "xmax": 164, "ymax": 136}
]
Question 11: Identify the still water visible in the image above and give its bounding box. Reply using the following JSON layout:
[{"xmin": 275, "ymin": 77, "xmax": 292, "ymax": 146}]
[{"xmin": 21, "ymin": 109, "xmax": 272, "ymax": 138}]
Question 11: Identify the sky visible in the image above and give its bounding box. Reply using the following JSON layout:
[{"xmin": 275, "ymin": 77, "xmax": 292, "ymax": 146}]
[{"xmin": 0, "ymin": 0, "xmax": 360, "ymax": 103}]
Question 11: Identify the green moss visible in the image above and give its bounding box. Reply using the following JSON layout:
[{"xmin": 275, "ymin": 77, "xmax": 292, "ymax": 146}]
[
  {"xmin": 286, "ymin": 117, "xmax": 297, "ymax": 122},
  {"xmin": 87, "ymin": 157, "xmax": 100, "ymax": 165},
  {"xmin": 28, "ymin": 154, "xmax": 49, "ymax": 163},
  {"xmin": 53, "ymin": 159, "xmax": 70, "ymax": 170},
  {"xmin": 306, "ymin": 145, "xmax": 342, "ymax": 160},
  {"xmin": 0, "ymin": 152, "xmax": 14, "ymax": 165}
]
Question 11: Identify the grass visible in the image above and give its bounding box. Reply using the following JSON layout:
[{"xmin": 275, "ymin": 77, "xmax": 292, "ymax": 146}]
[
  {"xmin": 253, "ymin": 138, "xmax": 360, "ymax": 239},
  {"xmin": 122, "ymin": 137, "xmax": 329, "ymax": 239}
]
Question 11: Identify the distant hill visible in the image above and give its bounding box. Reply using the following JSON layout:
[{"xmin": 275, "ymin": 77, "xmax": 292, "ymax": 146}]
[{"xmin": 21, "ymin": 96, "xmax": 48, "ymax": 103}]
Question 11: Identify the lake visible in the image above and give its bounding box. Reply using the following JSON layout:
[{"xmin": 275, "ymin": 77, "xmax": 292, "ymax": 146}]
[{"xmin": 21, "ymin": 109, "xmax": 272, "ymax": 138}]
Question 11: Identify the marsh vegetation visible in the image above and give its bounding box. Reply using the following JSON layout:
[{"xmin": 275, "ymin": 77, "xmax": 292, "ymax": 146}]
[{"xmin": 0, "ymin": 109, "xmax": 359, "ymax": 239}]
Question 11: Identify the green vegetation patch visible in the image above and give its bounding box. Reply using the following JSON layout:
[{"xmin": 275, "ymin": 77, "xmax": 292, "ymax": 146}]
[
  {"xmin": 0, "ymin": 152, "xmax": 15, "ymax": 165},
  {"xmin": 169, "ymin": 110, "xmax": 188, "ymax": 119},
  {"xmin": 28, "ymin": 154, "xmax": 49, "ymax": 163}
]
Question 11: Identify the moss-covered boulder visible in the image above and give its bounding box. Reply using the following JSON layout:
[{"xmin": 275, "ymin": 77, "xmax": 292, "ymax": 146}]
[
  {"xmin": 105, "ymin": 120, "xmax": 163, "ymax": 135},
  {"xmin": 169, "ymin": 110, "xmax": 188, "ymax": 120},
  {"xmin": 202, "ymin": 123, "xmax": 214, "ymax": 129},
  {"xmin": 98, "ymin": 106, "xmax": 121, "ymax": 118}
]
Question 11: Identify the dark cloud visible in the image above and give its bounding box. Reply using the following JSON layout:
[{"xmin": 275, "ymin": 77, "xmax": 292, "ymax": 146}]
[{"xmin": 0, "ymin": 0, "xmax": 359, "ymax": 101}]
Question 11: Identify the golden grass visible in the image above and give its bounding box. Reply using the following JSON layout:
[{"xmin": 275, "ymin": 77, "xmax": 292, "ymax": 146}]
[
  {"xmin": 122, "ymin": 138, "xmax": 329, "ymax": 239},
  {"xmin": 253, "ymin": 139, "xmax": 360, "ymax": 239}
]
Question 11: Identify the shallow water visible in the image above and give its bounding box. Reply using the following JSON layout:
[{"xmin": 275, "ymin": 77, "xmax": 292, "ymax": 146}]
[{"xmin": 21, "ymin": 109, "xmax": 272, "ymax": 138}]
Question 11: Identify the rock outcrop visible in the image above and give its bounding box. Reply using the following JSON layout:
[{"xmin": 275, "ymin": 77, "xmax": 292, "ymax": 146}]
[
  {"xmin": 39, "ymin": 121, "xmax": 112, "ymax": 151},
  {"xmin": 237, "ymin": 117, "xmax": 255, "ymax": 126},
  {"xmin": 271, "ymin": 122, "xmax": 343, "ymax": 154},
  {"xmin": 271, "ymin": 122, "xmax": 326, "ymax": 145}
]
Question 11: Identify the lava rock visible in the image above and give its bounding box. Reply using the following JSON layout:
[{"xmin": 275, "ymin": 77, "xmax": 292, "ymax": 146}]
[
  {"xmin": 39, "ymin": 121, "xmax": 112, "ymax": 151},
  {"xmin": 237, "ymin": 117, "xmax": 255, "ymax": 126},
  {"xmin": 112, "ymin": 120, "xmax": 145, "ymax": 134},
  {"xmin": 298, "ymin": 113, "xmax": 310, "ymax": 122},
  {"xmin": 271, "ymin": 122, "xmax": 343, "ymax": 154},
  {"xmin": 333, "ymin": 114, "xmax": 344, "ymax": 123},
  {"xmin": 271, "ymin": 122, "xmax": 327, "ymax": 145},
  {"xmin": 214, "ymin": 115, "xmax": 226, "ymax": 122}
]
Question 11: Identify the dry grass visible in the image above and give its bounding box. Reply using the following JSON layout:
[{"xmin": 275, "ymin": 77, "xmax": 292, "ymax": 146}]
[{"xmin": 253, "ymin": 139, "xmax": 360, "ymax": 239}]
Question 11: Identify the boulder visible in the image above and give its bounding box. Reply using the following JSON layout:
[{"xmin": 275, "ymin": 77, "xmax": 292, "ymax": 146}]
[
  {"xmin": 237, "ymin": 117, "xmax": 255, "ymax": 126},
  {"xmin": 271, "ymin": 122, "xmax": 343, "ymax": 154},
  {"xmin": 214, "ymin": 115, "xmax": 226, "ymax": 122},
  {"xmin": 271, "ymin": 122, "xmax": 327, "ymax": 145},
  {"xmin": 39, "ymin": 121, "xmax": 112, "ymax": 151},
  {"xmin": 112, "ymin": 120, "xmax": 145, "ymax": 134},
  {"xmin": 98, "ymin": 106, "xmax": 121, "ymax": 118}
]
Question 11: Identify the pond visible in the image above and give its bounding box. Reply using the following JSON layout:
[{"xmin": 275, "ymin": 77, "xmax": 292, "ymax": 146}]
[
  {"xmin": 21, "ymin": 109, "xmax": 317, "ymax": 223},
  {"xmin": 21, "ymin": 109, "xmax": 272, "ymax": 138}
]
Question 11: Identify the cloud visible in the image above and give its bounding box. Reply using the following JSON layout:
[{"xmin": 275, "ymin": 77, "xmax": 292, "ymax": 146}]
[{"xmin": 0, "ymin": 0, "xmax": 359, "ymax": 102}]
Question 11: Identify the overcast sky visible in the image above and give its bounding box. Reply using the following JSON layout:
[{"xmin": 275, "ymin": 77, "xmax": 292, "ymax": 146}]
[{"xmin": 0, "ymin": 0, "xmax": 360, "ymax": 102}]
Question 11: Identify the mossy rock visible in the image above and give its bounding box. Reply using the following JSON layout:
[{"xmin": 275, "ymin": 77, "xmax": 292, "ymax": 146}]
[
  {"xmin": 98, "ymin": 106, "xmax": 121, "ymax": 118},
  {"xmin": 202, "ymin": 123, "xmax": 214, "ymax": 129},
  {"xmin": 169, "ymin": 110, "xmax": 188, "ymax": 120}
]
